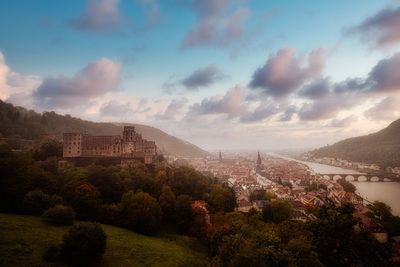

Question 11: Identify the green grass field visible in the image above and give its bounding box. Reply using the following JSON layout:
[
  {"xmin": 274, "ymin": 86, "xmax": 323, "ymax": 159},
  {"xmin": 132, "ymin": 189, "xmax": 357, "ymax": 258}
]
[{"xmin": 0, "ymin": 213, "xmax": 209, "ymax": 267}]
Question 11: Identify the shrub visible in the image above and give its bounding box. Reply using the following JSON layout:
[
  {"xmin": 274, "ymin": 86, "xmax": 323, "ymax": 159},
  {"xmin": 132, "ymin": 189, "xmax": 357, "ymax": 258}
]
[
  {"xmin": 42, "ymin": 205, "xmax": 75, "ymax": 225},
  {"xmin": 60, "ymin": 222, "xmax": 107, "ymax": 266},
  {"xmin": 23, "ymin": 190, "xmax": 64, "ymax": 215}
]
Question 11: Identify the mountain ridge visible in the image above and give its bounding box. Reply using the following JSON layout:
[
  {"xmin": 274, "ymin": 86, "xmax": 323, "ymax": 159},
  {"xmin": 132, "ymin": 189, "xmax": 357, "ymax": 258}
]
[
  {"xmin": 0, "ymin": 100, "xmax": 209, "ymax": 158},
  {"xmin": 310, "ymin": 118, "xmax": 400, "ymax": 167}
]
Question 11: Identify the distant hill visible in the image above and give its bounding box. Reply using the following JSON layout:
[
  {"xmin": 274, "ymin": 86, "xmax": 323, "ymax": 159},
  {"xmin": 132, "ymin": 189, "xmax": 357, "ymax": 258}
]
[
  {"xmin": 310, "ymin": 119, "xmax": 400, "ymax": 167},
  {"xmin": 0, "ymin": 100, "xmax": 209, "ymax": 158}
]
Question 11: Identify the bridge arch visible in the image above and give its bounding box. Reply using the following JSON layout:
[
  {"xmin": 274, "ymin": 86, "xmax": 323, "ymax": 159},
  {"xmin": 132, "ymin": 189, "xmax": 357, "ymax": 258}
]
[
  {"xmin": 344, "ymin": 175, "xmax": 356, "ymax": 181},
  {"xmin": 357, "ymin": 175, "xmax": 367, "ymax": 182},
  {"xmin": 370, "ymin": 176, "xmax": 381, "ymax": 182},
  {"xmin": 333, "ymin": 175, "xmax": 343, "ymax": 181}
]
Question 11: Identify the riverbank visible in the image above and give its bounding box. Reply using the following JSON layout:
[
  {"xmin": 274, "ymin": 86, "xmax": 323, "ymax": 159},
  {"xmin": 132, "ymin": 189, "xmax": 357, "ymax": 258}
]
[{"xmin": 270, "ymin": 153, "xmax": 400, "ymax": 216}]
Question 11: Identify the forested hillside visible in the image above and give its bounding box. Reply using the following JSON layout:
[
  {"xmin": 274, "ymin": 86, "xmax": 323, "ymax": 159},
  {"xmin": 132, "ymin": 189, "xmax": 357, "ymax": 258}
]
[
  {"xmin": 311, "ymin": 119, "xmax": 400, "ymax": 167},
  {"xmin": 0, "ymin": 100, "xmax": 209, "ymax": 157}
]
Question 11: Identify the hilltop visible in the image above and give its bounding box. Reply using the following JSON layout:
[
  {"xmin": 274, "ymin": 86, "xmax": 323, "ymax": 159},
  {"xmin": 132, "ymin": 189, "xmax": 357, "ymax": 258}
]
[
  {"xmin": 0, "ymin": 100, "xmax": 209, "ymax": 157},
  {"xmin": 310, "ymin": 119, "xmax": 400, "ymax": 167}
]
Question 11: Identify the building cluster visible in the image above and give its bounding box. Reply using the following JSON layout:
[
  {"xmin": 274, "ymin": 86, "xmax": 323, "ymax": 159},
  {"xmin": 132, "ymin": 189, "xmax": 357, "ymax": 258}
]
[
  {"xmin": 62, "ymin": 126, "xmax": 157, "ymax": 165},
  {"xmin": 187, "ymin": 152, "xmax": 390, "ymax": 242}
]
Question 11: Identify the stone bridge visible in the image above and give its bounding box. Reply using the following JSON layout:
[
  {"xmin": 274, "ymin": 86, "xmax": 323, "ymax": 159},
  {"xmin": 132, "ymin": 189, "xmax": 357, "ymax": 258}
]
[{"xmin": 316, "ymin": 173, "xmax": 392, "ymax": 182}]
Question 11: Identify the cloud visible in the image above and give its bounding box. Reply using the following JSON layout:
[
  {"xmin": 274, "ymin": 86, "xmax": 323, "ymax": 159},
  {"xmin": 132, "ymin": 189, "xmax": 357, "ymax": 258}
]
[
  {"xmin": 182, "ymin": 64, "xmax": 225, "ymax": 90},
  {"xmin": 279, "ymin": 105, "xmax": 297, "ymax": 122},
  {"xmin": 70, "ymin": 0, "xmax": 123, "ymax": 32},
  {"xmin": 0, "ymin": 51, "xmax": 41, "ymax": 107},
  {"xmin": 298, "ymin": 78, "xmax": 331, "ymax": 99},
  {"xmin": 347, "ymin": 6, "xmax": 400, "ymax": 48},
  {"xmin": 368, "ymin": 52, "xmax": 400, "ymax": 92},
  {"xmin": 181, "ymin": 0, "xmax": 251, "ymax": 48},
  {"xmin": 188, "ymin": 85, "xmax": 247, "ymax": 117},
  {"xmin": 329, "ymin": 115, "xmax": 358, "ymax": 128},
  {"xmin": 298, "ymin": 95, "xmax": 354, "ymax": 121},
  {"xmin": 249, "ymin": 48, "xmax": 325, "ymax": 97},
  {"xmin": 99, "ymin": 101, "xmax": 133, "ymax": 117},
  {"xmin": 34, "ymin": 58, "xmax": 121, "ymax": 109},
  {"xmin": 239, "ymin": 103, "xmax": 278, "ymax": 123},
  {"xmin": 155, "ymin": 98, "xmax": 186, "ymax": 120},
  {"xmin": 333, "ymin": 78, "xmax": 367, "ymax": 94},
  {"xmin": 364, "ymin": 96, "xmax": 400, "ymax": 120}
]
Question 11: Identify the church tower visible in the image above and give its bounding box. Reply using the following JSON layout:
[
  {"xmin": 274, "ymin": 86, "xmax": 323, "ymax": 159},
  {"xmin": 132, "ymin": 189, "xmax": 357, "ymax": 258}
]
[{"xmin": 257, "ymin": 151, "xmax": 262, "ymax": 166}]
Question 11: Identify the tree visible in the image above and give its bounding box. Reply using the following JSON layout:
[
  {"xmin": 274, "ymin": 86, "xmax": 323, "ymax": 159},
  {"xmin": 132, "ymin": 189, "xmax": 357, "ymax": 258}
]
[
  {"xmin": 309, "ymin": 202, "xmax": 393, "ymax": 267},
  {"xmin": 23, "ymin": 189, "xmax": 55, "ymax": 215},
  {"xmin": 87, "ymin": 165, "xmax": 124, "ymax": 203},
  {"xmin": 175, "ymin": 194, "xmax": 193, "ymax": 232},
  {"xmin": 62, "ymin": 182, "xmax": 102, "ymax": 221},
  {"xmin": 169, "ymin": 167, "xmax": 210, "ymax": 199},
  {"xmin": 215, "ymin": 230, "xmax": 293, "ymax": 267},
  {"xmin": 208, "ymin": 184, "xmax": 236, "ymax": 212},
  {"xmin": 42, "ymin": 205, "xmax": 75, "ymax": 225},
  {"xmin": 158, "ymin": 185, "xmax": 176, "ymax": 222},
  {"xmin": 120, "ymin": 191, "xmax": 162, "ymax": 234},
  {"xmin": 270, "ymin": 200, "xmax": 293, "ymax": 223},
  {"xmin": 337, "ymin": 178, "xmax": 356, "ymax": 193},
  {"xmin": 367, "ymin": 201, "xmax": 400, "ymax": 236},
  {"xmin": 367, "ymin": 201, "xmax": 392, "ymax": 220},
  {"xmin": 33, "ymin": 139, "xmax": 62, "ymax": 161},
  {"xmin": 249, "ymin": 189, "xmax": 269, "ymax": 202},
  {"xmin": 60, "ymin": 222, "xmax": 107, "ymax": 266}
]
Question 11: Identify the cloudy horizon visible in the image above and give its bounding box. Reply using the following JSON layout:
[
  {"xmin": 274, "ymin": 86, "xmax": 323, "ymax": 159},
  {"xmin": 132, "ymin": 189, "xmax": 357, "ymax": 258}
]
[{"xmin": 1, "ymin": 0, "xmax": 400, "ymax": 150}]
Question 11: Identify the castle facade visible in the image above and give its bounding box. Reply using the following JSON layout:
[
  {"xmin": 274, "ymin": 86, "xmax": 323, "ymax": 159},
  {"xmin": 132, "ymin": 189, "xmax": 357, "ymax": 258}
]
[{"xmin": 63, "ymin": 126, "xmax": 157, "ymax": 165}]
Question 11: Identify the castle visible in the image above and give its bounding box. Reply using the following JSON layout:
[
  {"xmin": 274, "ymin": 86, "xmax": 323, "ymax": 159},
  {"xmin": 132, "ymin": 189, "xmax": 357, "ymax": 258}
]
[{"xmin": 63, "ymin": 126, "xmax": 157, "ymax": 165}]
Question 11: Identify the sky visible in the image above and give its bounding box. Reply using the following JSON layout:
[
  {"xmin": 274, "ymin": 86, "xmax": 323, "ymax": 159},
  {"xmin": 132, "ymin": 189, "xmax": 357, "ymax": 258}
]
[{"xmin": 1, "ymin": 0, "xmax": 400, "ymax": 151}]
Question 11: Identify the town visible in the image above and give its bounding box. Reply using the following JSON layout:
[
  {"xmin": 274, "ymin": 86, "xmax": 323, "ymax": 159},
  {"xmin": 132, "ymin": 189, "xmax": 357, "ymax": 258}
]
[{"xmin": 183, "ymin": 152, "xmax": 393, "ymax": 243}]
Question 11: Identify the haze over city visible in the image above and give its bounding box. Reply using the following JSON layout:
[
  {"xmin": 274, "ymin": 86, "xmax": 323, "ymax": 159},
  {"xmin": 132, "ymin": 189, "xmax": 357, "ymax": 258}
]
[{"xmin": 1, "ymin": 0, "xmax": 400, "ymax": 150}]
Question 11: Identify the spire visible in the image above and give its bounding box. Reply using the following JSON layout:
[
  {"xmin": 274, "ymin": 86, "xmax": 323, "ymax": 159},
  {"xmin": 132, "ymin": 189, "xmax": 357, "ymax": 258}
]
[
  {"xmin": 219, "ymin": 151, "xmax": 222, "ymax": 162},
  {"xmin": 257, "ymin": 151, "xmax": 262, "ymax": 165}
]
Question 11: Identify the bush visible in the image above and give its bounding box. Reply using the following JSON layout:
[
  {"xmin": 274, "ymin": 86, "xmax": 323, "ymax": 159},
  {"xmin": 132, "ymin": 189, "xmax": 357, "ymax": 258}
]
[
  {"xmin": 23, "ymin": 190, "xmax": 63, "ymax": 215},
  {"xmin": 42, "ymin": 205, "xmax": 75, "ymax": 225},
  {"xmin": 60, "ymin": 222, "xmax": 107, "ymax": 266}
]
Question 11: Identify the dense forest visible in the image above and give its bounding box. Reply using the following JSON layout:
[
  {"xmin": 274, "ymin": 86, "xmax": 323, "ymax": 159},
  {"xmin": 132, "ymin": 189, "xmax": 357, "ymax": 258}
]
[
  {"xmin": 0, "ymin": 140, "xmax": 398, "ymax": 266},
  {"xmin": 0, "ymin": 100, "xmax": 209, "ymax": 157},
  {"xmin": 310, "ymin": 119, "xmax": 400, "ymax": 167}
]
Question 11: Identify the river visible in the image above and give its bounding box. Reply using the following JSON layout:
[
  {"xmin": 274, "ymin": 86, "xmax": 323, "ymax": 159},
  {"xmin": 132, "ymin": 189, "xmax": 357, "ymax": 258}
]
[{"xmin": 271, "ymin": 154, "xmax": 400, "ymax": 216}]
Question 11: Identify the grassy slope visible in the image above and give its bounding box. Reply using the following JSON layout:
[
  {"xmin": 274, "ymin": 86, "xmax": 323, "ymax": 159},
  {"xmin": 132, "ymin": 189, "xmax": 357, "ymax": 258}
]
[{"xmin": 0, "ymin": 213, "xmax": 209, "ymax": 267}]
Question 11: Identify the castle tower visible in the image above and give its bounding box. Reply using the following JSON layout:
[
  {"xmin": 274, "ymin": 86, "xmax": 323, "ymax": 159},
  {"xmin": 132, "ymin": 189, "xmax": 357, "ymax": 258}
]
[
  {"xmin": 122, "ymin": 126, "xmax": 138, "ymax": 153},
  {"xmin": 123, "ymin": 126, "xmax": 138, "ymax": 141}
]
